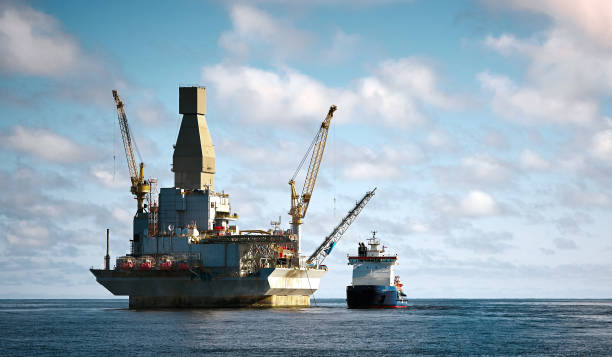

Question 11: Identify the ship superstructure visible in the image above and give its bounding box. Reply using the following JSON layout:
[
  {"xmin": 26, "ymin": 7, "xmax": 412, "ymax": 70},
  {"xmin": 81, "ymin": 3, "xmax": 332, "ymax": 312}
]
[
  {"xmin": 346, "ymin": 232, "xmax": 407, "ymax": 308},
  {"xmin": 91, "ymin": 87, "xmax": 333, "ymax": 308}
]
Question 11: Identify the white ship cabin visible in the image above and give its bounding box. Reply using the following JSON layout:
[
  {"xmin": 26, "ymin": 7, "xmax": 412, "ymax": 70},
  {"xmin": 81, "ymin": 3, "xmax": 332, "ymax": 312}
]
[{"xmin": 348, "ymin": 232, "xmax": 398, "ymax": 286}]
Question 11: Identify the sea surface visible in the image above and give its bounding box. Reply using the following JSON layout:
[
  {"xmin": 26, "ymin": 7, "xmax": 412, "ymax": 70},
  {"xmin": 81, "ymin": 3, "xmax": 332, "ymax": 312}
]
[{"xmin": 1, "ymin": 299, "xmax": 612, "ymax": 356}]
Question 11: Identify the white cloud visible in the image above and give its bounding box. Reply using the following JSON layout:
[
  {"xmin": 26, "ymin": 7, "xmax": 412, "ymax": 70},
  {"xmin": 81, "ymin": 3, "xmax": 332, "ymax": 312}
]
[
  {"xmin": 485, "ymin": 30, "xmax": 612, "ymax": 99},
  {"xmin": 203, "ymin": 58, "xmax": 459, "ymax": 127},
  {"xmin": 219, "ymin": 4, "xmax": 312, "ymax": 60},
  {"xmin": 215, "ymin": 127, "xmax": 422, "ymax": 186},
  {"xmin": 112, "ymin": 207, "xmax": 132, "ymax": 224},
  {"xmin": 219, "ymin": 4, "xmax": 366, "ymax": 64},
  {"xmin": 203, "ymin": 63, "xmax": 338, "ymax": 125},
  {"xmin": 433, "ymin": 190, "xmax": 499, "ymax": 217},
  {"xmin": 218, "ymin": 134, "xmax": 423, "ymax": 183},
  {"xmin": 553, "ymin": 237, "xmax": 578, "ymax": 250},
  {"xmin": 481, "ymin": 0, "xmax": 612, "ymax": 134},
  {"xmin": 426, "ymin": 127, "xmax": 455, "ymax": 149},
  {"xmin": 482, "ymin": 1, "xmax": 612, "ymax": 128},
  {"xmin": 433, "ymin": 154, "xmax": 513, "ymax": 188},
  {"xmin": 0, "ymin": 4, "xmax": 126, "ymax": 107},
  {"xmin": 341, "ymin": 144, "xmax": 424, "ymax": 180},
  {"xmin": 133, "ymin": 97, "xmax": 171, "ymax": 125},
  {"xmin": 561, "ymin": 187, "xmax": 612, "ymax": 209},
  {"xmin": 323, "ymin": 29, "xmax": 360, "ymax": 63},
  {"xmin": 445, "ymin": 230, "xmax": 513, "ymax": 254},
  {"xmin": 5, "ymin": 220, "xmax": 51, "ymax": 248},
  {"xmin": 459, "ymin": 190, "xmax": 499, "ymax": 217},
  {"xmin": 0, "ymin": 165, "xmax": 130, "ymax": 258},
  {"xmin": 461, "ymin": 154, "xmax": 511, "ymax": 183},
  {"xmin": 408, "ymin": 220, "xmax": 429, "ymax": 233},
  {"xmin": 343, "ymin": 162, "xmax": 401, "ymax": 181},
  {"xmin": 0, "ymin": 4, "xmax": 96, "ymax": 77},
  {"xmin": 554, "ymin": 213, "xmax": 591, "ymax": 236},
  {"xmin": 0, "ymin": 125, "xmax": 90, "ymax": 163},
  {"xmin": 520, "ymin": 149, "xmax": 550, "ymax": 170},
  {"xmin": 90, "ymin": 164, "xmax": 129, "ymax": 189},
  {"xmin": 482, "ymin": 129, "xmax": 508, "ymax": 149},
  {"xmin": 506, "ymin": 0, "xmax": 612, "ymax": 48},
  {"xmin": 478, "ymin": 71, "xmax": 598, "ymax": 125},
  {"xmin": 590, "ymin": 129, "xmax": 612, "ymax": 164},
  {"xmin": 372, "ymin": 58, "xmax": 459, "ymax": 110}
]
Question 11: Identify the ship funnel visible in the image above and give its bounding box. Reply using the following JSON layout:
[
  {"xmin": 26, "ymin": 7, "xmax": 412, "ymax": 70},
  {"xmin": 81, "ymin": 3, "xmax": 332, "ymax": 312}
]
[{"xmin": 173, "ymin": 86, "xmax": 215, "ymax": 190}]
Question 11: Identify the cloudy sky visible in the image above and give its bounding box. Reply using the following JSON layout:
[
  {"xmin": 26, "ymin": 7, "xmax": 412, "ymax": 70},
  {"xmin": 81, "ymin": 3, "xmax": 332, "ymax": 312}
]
[{"xmin": 1, "ymin": 0, "xmax": 612, "ymax": 298}]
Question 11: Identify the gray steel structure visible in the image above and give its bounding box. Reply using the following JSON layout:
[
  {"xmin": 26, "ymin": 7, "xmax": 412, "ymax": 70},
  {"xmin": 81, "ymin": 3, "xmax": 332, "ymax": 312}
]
[
  {"xmin": 173, "ymin": 87, "xmax": 215, "ymax": 191},
  {"xmin": 91, "ymin": 87, "xmax": 326, "ymax": 308}
]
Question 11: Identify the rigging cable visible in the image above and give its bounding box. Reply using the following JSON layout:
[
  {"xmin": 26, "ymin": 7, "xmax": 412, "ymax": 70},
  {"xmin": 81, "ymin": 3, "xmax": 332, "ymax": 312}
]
[
  {"xmin": 291, "ymin": 127, "xmax": 319, "ymax": 182},
  {"xmin": 333, "ymin": 117, "xmax": 336, "ymax": 218},
  {"xmin": 113, "ymin": 109, "xmax": 117, "ymax": 182},
  {"xmin": 305, "ymin": 268, "xmax": 318, "ymax": 307}
]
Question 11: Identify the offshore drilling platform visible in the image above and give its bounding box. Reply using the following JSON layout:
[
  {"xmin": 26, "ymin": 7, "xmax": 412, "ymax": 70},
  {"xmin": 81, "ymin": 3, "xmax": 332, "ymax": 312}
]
[{"xmin": 91, "ymin": 86, "xmax": 375, "ymax": 308}]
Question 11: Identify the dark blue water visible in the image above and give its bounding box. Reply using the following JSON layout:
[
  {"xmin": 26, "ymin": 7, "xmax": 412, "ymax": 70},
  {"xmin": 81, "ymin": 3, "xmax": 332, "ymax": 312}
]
[{"xmin": 1, "ymin": 299, "xmax": 612, "ymax": 356}]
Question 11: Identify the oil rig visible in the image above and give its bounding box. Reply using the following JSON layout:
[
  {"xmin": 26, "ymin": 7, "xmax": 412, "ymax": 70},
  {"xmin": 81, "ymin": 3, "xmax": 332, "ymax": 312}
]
[{"xmin": 91, "ymin": 86, "xmax": 374, "ymax": 308}]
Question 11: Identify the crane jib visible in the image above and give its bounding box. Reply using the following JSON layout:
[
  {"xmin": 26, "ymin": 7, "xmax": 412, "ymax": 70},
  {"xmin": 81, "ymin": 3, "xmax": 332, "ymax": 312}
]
[
  {"xmin": 307, "ymin": 188, "xmax": 376, "ymax": 266},
  {"xmin": 112, "ymin": 89, "xmax": 152, "ymax": 213},
  {"xmin": 289, "ymin": 105, "xmax": 337, "ymax": 225}
]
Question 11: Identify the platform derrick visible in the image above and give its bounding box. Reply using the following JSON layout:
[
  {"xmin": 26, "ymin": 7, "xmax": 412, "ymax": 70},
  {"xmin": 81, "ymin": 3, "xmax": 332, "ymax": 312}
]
[{"xmin": 289, "ymin": 105, "xmax": 337, "ymax": 261}]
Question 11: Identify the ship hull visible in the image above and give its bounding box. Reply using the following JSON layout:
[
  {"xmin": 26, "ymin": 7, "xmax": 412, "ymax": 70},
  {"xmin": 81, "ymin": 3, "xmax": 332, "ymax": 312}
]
[
  {"xmin": 346, "ymin": 285, "xmax": 407, "ymax": 309},
  {"xmin": 91, "ymin": 267, "xmax": 326, "ymax": 308}
]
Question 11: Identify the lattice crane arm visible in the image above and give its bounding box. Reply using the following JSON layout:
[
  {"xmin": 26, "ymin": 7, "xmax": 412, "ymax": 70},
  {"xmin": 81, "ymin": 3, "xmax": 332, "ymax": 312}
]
[
  {"xmin": 289, "ymin": 105, "xmax": 337, "ymax": 226},
  {"xmin": 306, "ymin": 187, "xmax": 376, "ymax": 266},
  {"xmin": 112, "ymin": 89, "xmax": 150, "ymax": 212},
  {"xmin": 112, "ymin": 90, "xmax": 138, "ymax": 181}
]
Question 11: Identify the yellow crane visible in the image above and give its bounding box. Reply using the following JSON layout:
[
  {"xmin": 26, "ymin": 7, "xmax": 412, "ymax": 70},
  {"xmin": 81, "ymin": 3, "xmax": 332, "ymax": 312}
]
[
  {"xmin": 112, "ymin": 90, "xmax": 150, "ymax": 213},
  {"xmin": 289, "ymin": 105, "xmax": 337, "ymax": 252}
]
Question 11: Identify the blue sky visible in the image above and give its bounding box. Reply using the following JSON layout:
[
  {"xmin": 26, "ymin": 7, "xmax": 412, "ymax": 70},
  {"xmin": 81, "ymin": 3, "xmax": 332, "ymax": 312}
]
[{"xmin": 1, "ymin": 0, "xmax": 612, "ymax": 298}]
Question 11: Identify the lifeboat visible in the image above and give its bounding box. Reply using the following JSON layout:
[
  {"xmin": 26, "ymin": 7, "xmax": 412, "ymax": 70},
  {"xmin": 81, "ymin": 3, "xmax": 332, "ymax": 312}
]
[
  {"xmin": 158, "ymin": 256, "xmax": 173, "ymax": 270},
  {"xmin": 138, "ymin": 256, "xmax": 155, "ymax": 270},
  {"xmin": 157, "ymin": 255, "xmax": 173, "ymax": 270},
  {"xmin": 117, "ymin": 256, "xmax": 135, "ymax": 270},
  {"xmin": 178, "ymin": 262, "xmax": 189, "ymax": 271}
]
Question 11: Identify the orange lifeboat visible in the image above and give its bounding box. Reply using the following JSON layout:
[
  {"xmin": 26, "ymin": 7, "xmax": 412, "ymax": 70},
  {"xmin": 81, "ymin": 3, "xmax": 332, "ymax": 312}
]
[
  {"xmin": 158, "ymin": 255, "xmax": 173, "ymax": 270},
  {"xmin": 117, "ymin": 256, "xmax": 135, "ymax": 270},
  {"xmin": 138, "ymin": 256, "xmax": 154, "ymax": 270}
]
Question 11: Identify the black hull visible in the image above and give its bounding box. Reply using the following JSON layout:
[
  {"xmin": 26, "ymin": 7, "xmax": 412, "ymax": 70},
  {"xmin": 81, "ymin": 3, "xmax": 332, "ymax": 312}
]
[{"xmin": 346, "ymin": 285, "xmax": 406, "ymax": 309}]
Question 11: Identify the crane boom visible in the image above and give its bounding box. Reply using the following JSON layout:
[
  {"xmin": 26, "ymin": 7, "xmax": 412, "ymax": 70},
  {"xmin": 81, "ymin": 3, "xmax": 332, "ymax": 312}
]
[
  {"xmin": 289, "ymin": 105, "xmax": 337, "ymax": 249},
  {"xmin": 307, "ymin": 188, "xmax": 376, "ymax": 266},
  {"xmin": 112, "ymin": 90, "xmax": 138, "ymax": 180},
  {"xmin": 299, "ymin": 104, "xmax": 337, "ymax": 215},
  {"xmin": 112, "ymin": 90, "xmax": 150, "ymax": 212}
]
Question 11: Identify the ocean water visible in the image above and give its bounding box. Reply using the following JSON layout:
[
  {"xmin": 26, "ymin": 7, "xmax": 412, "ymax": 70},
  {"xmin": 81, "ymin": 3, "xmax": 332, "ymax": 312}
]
[{"xmin": 1, "ymin": 299, "xmax": 612, "ymax": 356}]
